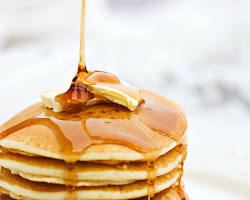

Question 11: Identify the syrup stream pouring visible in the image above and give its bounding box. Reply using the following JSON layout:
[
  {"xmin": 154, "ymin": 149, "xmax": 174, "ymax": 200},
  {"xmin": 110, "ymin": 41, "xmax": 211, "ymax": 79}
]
[{"xmin": 79, "ymin": 0, "xmax": 87, "ymax": 73}]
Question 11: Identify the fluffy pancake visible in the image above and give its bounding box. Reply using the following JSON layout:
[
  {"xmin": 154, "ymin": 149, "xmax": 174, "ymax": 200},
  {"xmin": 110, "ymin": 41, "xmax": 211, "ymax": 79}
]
[
  {"xmin": 0, "ymin": 145, "xmax": 186, "ymax": 186},
  {"xmin": 0, "ymin": 90, "xmax": 187, "ymax": 163},
  {"xmin": 3, "ymin": 173, "xmax": 135, "ymax": 187},
  {"xmin": 0, "ymin": 127, "xmax": 176, "ymax": 162},
  {"xmin": 0, "ymin": 167, "xmax": 181, "ymax": 200}
]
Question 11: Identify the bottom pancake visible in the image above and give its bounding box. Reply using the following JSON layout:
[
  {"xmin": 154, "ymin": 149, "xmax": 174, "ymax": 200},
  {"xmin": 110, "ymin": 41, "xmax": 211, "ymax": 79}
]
[
  {"xmin": 0, "ymin": 184, "xmax": 188, "ymax": 200},
  {"xmin": 0, "ymin": 167, "xmax": 182, "ymax": 200}
]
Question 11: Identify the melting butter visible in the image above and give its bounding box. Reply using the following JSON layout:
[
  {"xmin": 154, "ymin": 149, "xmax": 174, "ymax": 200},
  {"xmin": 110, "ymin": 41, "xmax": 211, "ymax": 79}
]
[
  {"xmin": 86, "ymin": 81, "xmax": 141, "ymax": 111},
  {"xmin": 41, "ymin": 71, "xmax": 142, "ymax": 112}
]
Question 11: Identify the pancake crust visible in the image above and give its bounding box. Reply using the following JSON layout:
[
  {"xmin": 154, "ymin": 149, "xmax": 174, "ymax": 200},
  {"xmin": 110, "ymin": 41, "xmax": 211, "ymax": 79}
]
[{"xmin": 0, "ymin": 167, "xmax": 181, "ymax": 200}]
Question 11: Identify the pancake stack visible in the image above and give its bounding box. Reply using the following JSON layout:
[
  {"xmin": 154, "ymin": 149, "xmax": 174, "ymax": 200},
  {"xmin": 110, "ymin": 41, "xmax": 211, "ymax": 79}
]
[{"xmin": 0, "ymin": 90, "xmax": 188, "ymax": 200}]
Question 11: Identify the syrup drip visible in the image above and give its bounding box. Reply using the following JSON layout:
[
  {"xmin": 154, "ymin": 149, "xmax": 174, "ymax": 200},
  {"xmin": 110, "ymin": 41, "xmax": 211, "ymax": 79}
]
[
  {"xmin": 176, "ymin": 163, "xmax": 184, "ymax": 186},
  {"xmin": 55, "ymin": 70, "xmax": 93, "ymax": 113},
  {"xmin": 65, "ymin": 186, "xmax": 76, "ymax": 200},
  {"xmin": 64, "ymin": 164, "xmax": 77, "ymax": 186},
  {"xmin": 146, "ymin": 161, "xmax": 157, "ymax": 199}
]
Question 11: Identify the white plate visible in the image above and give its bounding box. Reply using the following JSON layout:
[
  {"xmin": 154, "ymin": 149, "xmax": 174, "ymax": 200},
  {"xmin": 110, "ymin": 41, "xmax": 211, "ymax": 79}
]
[{"xmin": 184, "ymin": 171, "xmax": 250, "ymax": 200}]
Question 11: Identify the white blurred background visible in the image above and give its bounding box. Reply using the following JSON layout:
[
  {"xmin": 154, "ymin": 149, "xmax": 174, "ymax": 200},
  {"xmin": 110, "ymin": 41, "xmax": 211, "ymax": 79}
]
[{"xmin": 0, "ymin": 0, "xmax": 249, "ymax": 199}]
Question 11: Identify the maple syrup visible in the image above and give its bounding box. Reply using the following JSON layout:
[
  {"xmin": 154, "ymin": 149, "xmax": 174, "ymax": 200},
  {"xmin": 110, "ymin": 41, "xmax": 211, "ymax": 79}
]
[
  {"xmin": 79, "ymin": 0, "xmax": 86, "ymax": 71},
  {"xmin": 146, "ymin": 161, "xmax": 157, "ymax": 198}
]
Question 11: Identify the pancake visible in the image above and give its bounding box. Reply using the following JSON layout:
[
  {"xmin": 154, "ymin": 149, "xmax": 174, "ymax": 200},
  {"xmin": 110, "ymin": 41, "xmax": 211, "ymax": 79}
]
[
  {"xmin": 0, "ymin": 90, "xmax": 187, "ymax": 163},
  {"xmin": 0, "ymin": 184, "xmax": 188, "ymax": 200},
  {"xmin": 0, "ymin": 145, "xmax": 186, "ymax": 186},
  {"xmin": 0, "ymin": 167, "xmax": 182, "ymax": 200},
  {"xmin": 4, "ymin": 173, "xmax": 135, "ymax": 187}
]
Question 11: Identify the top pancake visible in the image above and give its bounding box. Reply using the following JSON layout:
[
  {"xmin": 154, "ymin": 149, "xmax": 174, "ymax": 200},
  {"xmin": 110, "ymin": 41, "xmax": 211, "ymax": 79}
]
[{"xmin": 0, "ymin": 90, "xmax": 187, "ymax": 162}]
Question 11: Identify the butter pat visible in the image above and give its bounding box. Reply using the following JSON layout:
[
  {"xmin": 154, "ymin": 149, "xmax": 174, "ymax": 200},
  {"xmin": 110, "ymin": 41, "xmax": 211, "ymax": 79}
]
[
  {"xmin": 40, "ymin": 84, "xmax": 69, "ymax": 112},
  {"xmin": 87, "ymin": 81, "xmax": 141, "ymax": 111}
]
